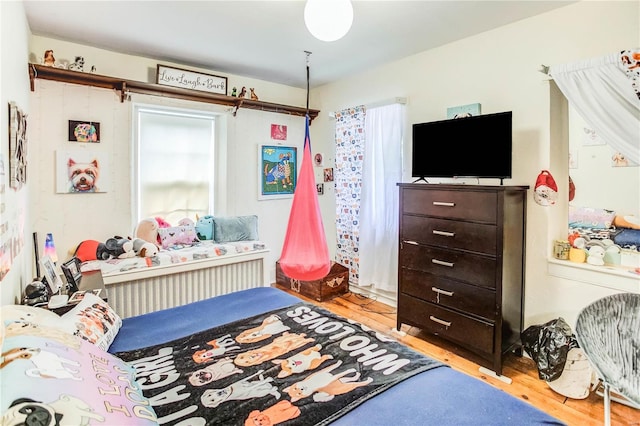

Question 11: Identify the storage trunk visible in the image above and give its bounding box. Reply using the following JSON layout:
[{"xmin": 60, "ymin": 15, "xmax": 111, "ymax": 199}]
[{"xmin": 275, "ymin": 261, "xmax": 349, "ymax": 302}]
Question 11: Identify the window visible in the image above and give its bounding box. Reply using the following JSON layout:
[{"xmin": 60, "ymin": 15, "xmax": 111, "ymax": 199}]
[{"xmin": 134, "ymin": 104, "xmax": 216, "ymax": 225}]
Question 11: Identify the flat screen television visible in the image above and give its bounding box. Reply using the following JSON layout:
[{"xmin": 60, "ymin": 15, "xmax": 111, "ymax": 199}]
[{"xmin": 411, "ymin": 111, "xmax": 512, "ymax": 183}]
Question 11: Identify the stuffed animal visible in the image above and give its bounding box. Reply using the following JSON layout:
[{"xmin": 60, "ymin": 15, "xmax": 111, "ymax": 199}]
[
  {"xmin": 104, "ymin": 237, "xmax": 135, "ymax": 259},
  {"xmin": 74, "ymin": 240, "xmax": 110, "ymax": 262},
  {"xmin": 196, "ymin": 215, "xmax": 215, "ymax": 240},
  {"xmin": 131, "ymin": 238, "xmax": 159, "ymax": 257},
  {"xmin": 135, "ymin": 218, "xmax": 160, "ymax": 248}
]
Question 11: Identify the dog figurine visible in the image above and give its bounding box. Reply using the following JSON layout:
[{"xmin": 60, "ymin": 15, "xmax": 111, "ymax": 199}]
[
  {"xmin": 68, "ymin": 158, "xmax": 99, "ymax": 193},
  {"xmin": 250, "ymin": 88, "xmax": 259, "ymax": 100},
  {"xmin": 67, "ymin": 56, "xmax": 85, "ymax": 72}
]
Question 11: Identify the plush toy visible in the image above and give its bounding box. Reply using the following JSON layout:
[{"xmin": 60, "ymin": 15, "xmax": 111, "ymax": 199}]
[
  {"xmin": 533, "ymin": 170, "xmax": 558, "ymax": 206},
  {"xmin": 74, "ymin": 240, "xmax": 110, "ymax": 262},
  {"xmin": 135, "ymin": 218, "xmax": 160, "ymax": 248},
  {"xmin": 131, "ymin": 238, "xmax": 159, "ymax": 257},
  {"xmin": 104, "ymin": 237, "xmax": 135, "ymax": 259},
  {"xmin": 196, "ymin": 215, "xmax": 215, "ymax": 240}
]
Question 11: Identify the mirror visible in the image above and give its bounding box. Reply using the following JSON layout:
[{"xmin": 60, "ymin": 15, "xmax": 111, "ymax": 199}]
[{"xmin": 567, "ymin": 105, "xmax": 640, "ymax": 268}]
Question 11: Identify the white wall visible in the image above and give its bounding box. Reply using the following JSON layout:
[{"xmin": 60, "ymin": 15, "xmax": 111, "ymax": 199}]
[
  {"xmin": 310, "ymin": 0, "xmax": 639, "ymax": 328},
  {"xmin": 0, "ymin": 1, "xmax": 32, "ymax": 305}
]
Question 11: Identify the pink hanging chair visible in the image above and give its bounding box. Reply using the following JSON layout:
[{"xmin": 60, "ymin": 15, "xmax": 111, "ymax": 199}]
[{"xmin": 279, "ymin": 115, "xmax": 331, "ymax": 281}]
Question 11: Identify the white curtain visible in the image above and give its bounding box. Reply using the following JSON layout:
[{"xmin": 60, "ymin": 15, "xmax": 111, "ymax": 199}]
[
  {"xmin": 549, "ymin": 49, "xmax": 640, "ymax": 165},
  {"xmin": 358, "ymin": 103, "xmax": 404, "ymax": 293}
]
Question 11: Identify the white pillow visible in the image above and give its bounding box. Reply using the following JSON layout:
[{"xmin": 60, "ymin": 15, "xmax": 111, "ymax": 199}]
[
  {"xmin": 0, "ymin": 304, "xmax": 61, "ymax": 324},
  {"xmin": 56, "ymin": 293, "xmax": 122, "ymax": 351}
]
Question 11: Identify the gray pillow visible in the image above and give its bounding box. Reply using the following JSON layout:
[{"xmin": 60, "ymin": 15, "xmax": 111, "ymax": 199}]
[{"xmin": 214, "ymin": 215, "xmax": 259, "ymax": 243}]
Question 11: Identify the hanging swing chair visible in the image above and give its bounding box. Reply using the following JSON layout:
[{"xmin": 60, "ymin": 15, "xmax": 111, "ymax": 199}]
[{"xmin": 278, "ymin": 53, "xmax": 331, "ymax": 281}]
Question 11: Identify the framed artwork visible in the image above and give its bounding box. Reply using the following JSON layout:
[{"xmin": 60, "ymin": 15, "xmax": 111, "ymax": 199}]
[
  {"xmin": 258, "ymin": 144, "xmax": 297, "ymax": 200},
  {"xmin": 314, "ymin": 152, "xmax": 324, "ymax": 167},
  {"xmin": 56, "ymin": 150, "xmax": 110, "ymax": 193},
  {"xmin": 447, "ymin": 103, "xmax": 481, "ymax": 119},
  {"xmin": 68, "ymin": 120, "xmax": 100, "ymax": 142},
  {"xmin": 323, "ymin": 167, "xmax": 334, "ymax": 182},
  {"xmin": 61, "ymin": 256, "xmax": 82, "ymax": 293},
  {"xmin": 271, "ymin": 124, "xmax": 287, "ymax": 140},
  {"xmin": 8, "ymin": 102, "xmax": 27, "ymax": 190},
  {"xmin": 40, "ymin": 255, "xmax": 63, "ymax": 295},
  {"xmin": 611, "ymin": 150, "xmax": 637, "ymax": 167},
  {"xmin": 316, "ymin": 183, "xmax": 324, "ymax": 195}
]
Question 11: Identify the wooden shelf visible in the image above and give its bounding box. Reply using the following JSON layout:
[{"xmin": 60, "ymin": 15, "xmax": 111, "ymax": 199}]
[{"xmin": 28, "ymin": 64, "xmax": 319, "ymax": 122}]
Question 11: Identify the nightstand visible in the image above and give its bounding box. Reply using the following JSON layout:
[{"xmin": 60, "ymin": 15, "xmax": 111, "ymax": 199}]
[{"xmin": 48, "ymin": 270, "xmax": 107, "ymax": 315}]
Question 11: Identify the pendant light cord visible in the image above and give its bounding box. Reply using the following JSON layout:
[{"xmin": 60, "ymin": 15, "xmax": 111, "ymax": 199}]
[{"xmin": 305, "ymin": 51, "xmax": 311, "ymax": 114}]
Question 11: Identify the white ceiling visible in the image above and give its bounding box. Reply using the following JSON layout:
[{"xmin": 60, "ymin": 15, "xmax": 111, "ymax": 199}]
[{"xmin": 24, "ymin": 0, "xmax": 575, "ymax": 89}]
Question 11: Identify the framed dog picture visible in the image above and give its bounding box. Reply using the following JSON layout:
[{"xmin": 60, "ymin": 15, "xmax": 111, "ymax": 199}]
[
  {"xmin": 68, "ymin": 120, "xmax": 100, "ymax": 143},
  {"xmin": 258, "ymin": 144, "xmax": 297, "ymax": 200},
  {"xmin": 55, "ymin": 150, "xmax": 110, "ymax": 193},
  {"xmin": 61, "ymin": 256, "xmax": 82, "ymax": 293}
]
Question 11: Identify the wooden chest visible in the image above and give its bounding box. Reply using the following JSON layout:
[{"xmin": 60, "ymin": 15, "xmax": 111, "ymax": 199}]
[{"xmin": 275, "ymin": 261, "xmax": 349, "ymax": 302}]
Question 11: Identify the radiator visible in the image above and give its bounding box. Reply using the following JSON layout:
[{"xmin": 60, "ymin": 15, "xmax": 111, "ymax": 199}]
[{"xmin": 105, "ymin": 252, "xmax": 268, "ymax": 318}]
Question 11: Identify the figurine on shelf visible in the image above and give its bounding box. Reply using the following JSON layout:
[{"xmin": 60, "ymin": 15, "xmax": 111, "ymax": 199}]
[
  {"xmin": 43, "ymin": 50, "xmax": 56, "ymax": 67},
  {"xmin": 68, "ymin": 56, "xmax": 85, "ymax": 72},
  {"xmin": 250, "ymin": 88, "xmax": 259, "ymax": 100},
  {"xmin": 231, "ymin": 87, "xmax": 237, "ymax": 97},
  {"xmin": 238, "ymin": 86, "xmax": 247, "ymax": 98}
]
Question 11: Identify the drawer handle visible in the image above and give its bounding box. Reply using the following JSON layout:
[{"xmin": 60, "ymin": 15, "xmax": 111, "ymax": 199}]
[
  {"xmin": 432, "ymin": 230, "xmax": 455, "ymax": 237},
  {"xmin": 403, "ymin": 240, "xmax": 419, "ymax": 245},
  {"xmin": 432, "ymin": 259, "xmax": 454, "ymax": 267},
  {"xmin": 432, "ymin": 287, "xmax": 454, "ymax": 297},
  {"xmin": 429, "ymin": 315, "xmax": 451, "ymax": 327},
  {"xmin": 433, "ymin": 201, "xmax": 455, "ymax": 207}
]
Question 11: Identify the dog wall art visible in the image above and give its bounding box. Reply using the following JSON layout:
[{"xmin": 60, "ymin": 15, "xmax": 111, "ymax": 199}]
[{"xmin": 56, "ymin": 150, "xmax": 109, "ymax": 193}]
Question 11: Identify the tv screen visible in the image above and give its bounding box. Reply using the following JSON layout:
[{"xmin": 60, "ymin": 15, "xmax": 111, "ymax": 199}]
[{"xmin": 411, "ymin": 111, "xmax": 512, "ymax": 181}]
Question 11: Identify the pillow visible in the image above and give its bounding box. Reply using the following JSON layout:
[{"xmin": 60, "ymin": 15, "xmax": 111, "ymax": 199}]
[
  {"xmin": 569, "ymin": 206, "xmax": 616, "ymax": 229},
  {"xmin": 613, "ymin": 214, "xmax": 640, "ymax": 230},
  {"xmin": 52, "ymin": 293, "xmax": 122, "ymax": 351},
  {"xmin": 0, "ymin": 334, "xmax": 157, "ymax": 424},
  {"xmin": 214, "ymin": 215, "xmax": 259, "ymax": 243},
  {"xmin": 1, "ymin": 304, "xmax": 61, "ymax": 325},
  {"xmin": 158, "ymin": 223, "xmax": 199, "ymax": 249}
]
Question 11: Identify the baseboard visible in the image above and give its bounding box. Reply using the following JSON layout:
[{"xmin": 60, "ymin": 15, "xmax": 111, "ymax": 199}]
[{"xmin": 348, "ymin": 284, "xmax": 397, "ymax": 307}]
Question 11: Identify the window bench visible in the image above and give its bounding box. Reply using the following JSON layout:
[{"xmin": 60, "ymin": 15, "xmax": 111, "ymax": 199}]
[{"xmin": 80, "ymin": 241, "xmax": 270, "ymax": 318}]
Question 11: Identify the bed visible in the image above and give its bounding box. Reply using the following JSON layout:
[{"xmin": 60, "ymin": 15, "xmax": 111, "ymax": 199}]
[
  {"xmin": 1, "ymin": 287, "xmax": 564, "ymax": 425},
  {"xmin": 108, "ymin": 287, "xmax": 563, "ymax": 425}
]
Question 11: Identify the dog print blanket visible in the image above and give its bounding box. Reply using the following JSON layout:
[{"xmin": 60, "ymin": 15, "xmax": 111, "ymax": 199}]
[{"xmin": 115, "ymin": 302, "xmax": 444, "ymax": 425}]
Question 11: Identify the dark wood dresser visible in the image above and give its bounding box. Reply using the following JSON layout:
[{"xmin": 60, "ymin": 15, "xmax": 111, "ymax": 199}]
[{"xmin": 397, "ymin": 183, "xmax": 528, "ymax": 375}]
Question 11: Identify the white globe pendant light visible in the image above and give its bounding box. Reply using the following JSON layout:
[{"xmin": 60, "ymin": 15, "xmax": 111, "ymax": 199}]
[{"xmin": 304, "ymin": 0, "xmax": 353, "ymax": 42}]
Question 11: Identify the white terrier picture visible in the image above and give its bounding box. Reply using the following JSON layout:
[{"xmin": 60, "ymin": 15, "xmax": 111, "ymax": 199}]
[{"xmin": 68, "ymin": 158, "xmax": 99, "ymax": 193}]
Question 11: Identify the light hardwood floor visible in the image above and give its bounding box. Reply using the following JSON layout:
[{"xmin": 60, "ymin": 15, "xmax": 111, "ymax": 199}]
[{"xmin": 274, "ymin": 285, "xmax": 638, "ymax": 426}]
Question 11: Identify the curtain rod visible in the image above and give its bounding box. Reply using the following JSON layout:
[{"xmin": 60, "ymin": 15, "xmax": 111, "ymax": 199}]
[{"xmin": 329, "ymin": 96, "xmax": 407, "ymax": 118}]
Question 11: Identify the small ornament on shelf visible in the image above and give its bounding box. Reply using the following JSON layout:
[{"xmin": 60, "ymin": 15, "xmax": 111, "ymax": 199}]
[
  {"xmin": 238, "ymin": 86, "xmax": 247, "ymax": 98},
  {"xmin": 250, "ymin": 88, "xmax": 259, "ymax": 100},
  {"xmin": 231, "ymin": 87, "xmax": 237, "ymax": 97}
]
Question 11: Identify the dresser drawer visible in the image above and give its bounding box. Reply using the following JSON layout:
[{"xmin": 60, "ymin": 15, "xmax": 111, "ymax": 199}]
[
  {"xmin": 400, "ymin": 269, "xmax": 496, "ymax": 320},
  {"xmin": 399, "ymin": 294, "xmax": 495, "ymax": 354},
  {"xmin": 402, "ymin": 188, "xmax": 497, "ymax": 223},
  {"xmin": 400, "ymin": 243, "xmax": 496, "ymax": 289},
  {"xmin": 402, "ymin": 215, "xmax": 497, "ymax": 254}
]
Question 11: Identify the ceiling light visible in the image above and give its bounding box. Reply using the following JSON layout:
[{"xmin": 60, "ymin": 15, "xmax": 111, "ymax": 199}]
[{"xmin": 304, "ymin": 0, "xmax": 353, "ymax": 42}]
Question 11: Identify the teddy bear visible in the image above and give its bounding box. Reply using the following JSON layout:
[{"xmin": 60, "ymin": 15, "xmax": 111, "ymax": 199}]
[
  {"xmin": 135, "ymin": 218, "xmax": 160, "ymax": 248},
  {"xmin": 131, "ymin": 238, "xmax": 159, "ymax": 257},
  {"xmin": 196, "ymin": 215, "xmax": 215, "ymax": 240}
]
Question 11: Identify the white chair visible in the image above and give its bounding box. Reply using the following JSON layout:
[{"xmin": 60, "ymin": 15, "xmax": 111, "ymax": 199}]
[{"xmin": 575, "ymin": 293, "xmax": 640, "ymax": 426}]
